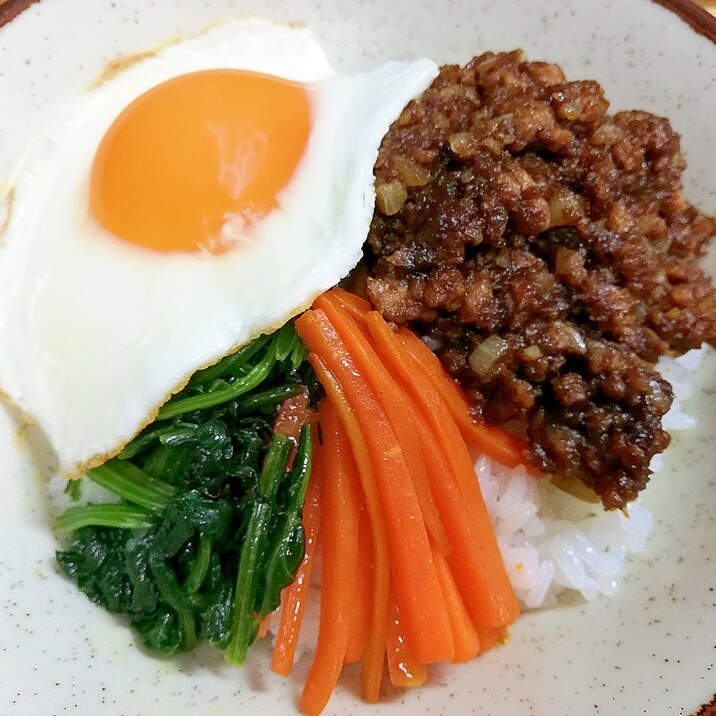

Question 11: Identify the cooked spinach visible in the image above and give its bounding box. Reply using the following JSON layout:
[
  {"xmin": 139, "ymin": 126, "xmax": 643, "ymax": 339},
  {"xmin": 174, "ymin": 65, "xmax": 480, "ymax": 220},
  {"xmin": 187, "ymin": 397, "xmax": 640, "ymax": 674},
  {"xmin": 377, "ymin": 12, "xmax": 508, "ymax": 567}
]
[{"xmin": 55, "ymin": 323, "xmax": 315, "ymax": 663}]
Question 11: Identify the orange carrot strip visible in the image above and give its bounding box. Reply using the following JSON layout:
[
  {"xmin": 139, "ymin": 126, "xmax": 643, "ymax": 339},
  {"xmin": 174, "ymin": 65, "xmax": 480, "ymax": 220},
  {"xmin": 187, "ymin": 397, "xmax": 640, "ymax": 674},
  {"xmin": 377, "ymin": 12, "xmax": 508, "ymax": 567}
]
[
  {"xmin": 271, "ymin": 455, "xmax": 322, "ymax": 677},
  {"xmin": 297, "ymin": 311, "xmax": 454, "ymax": 664},
  {"xmin": 315, "ymin": 288, "xmax": 370, "ymax": 326},
  {"xmin": 406, "ymin": 410, "xmax": 504, "ymax": 628},
  {"xmin": 395, "ymin": 328, "xmax": 535, "ymax": 472},
  {"xmin": 325, "ymin": 286, "xmax": 372, "ymax": 315},
  {"xmin": 257, "ymin": 614, "xmax": 271, "ymax": 640},
  {"xmin": 365, "ymin": 311, "xmax": 519, "ymax": 629},
  {"xmin": 432, "ymin": 552, "xmax": 480, "ymax": 663},
  {"xmin": 314, "ymin": 292, "xmax": 449, "ymax": 554},
  {"xmin": 344, "ymin": 505, "xmax": 373, "ymax": 665},
  {"xmin": 300, "ymin": 403, "xmax": 360, "ymax": 716},
  {"xmin": 385, "ymin": 588, "xmax": 427, "ymax": 688},
  {"xmin": 306, "ymin": 354, "xmax": 389, "ymax": 703},
  {"xmin": 475, "ymin": 624, "xmax": 508, "ymax": 654}
]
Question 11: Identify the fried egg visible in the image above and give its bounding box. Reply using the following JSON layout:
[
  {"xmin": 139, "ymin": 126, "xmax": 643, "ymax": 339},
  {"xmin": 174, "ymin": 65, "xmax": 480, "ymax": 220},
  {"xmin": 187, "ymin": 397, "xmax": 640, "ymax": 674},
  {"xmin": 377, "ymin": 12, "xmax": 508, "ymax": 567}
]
[{"xmin": 0, "ymin": 18, "xmax": 438, "ymax": 476}]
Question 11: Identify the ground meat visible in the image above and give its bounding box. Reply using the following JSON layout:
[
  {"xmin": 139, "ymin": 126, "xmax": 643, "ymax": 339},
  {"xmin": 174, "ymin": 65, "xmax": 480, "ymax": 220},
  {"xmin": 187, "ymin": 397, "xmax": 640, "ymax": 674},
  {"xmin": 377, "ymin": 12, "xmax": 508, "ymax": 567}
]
[{"xmin": 364, "ymin": 50, "xmax": 716, "ymax": 510}]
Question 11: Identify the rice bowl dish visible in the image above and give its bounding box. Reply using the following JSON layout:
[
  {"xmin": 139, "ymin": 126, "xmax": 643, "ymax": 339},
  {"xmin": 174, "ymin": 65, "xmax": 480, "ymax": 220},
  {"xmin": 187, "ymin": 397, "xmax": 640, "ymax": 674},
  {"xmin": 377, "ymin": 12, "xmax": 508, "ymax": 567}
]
[{"xmin": 1, "ymin": 1, "xmax": 715, "ymax": 715}]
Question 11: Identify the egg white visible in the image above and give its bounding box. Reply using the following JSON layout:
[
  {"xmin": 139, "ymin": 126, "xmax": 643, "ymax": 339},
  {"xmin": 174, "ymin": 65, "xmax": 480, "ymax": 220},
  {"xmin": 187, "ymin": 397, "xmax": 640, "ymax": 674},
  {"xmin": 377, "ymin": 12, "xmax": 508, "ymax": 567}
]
[{"xmin": 0, "ymin": 18, "xmax": 438, "ymax": 476}]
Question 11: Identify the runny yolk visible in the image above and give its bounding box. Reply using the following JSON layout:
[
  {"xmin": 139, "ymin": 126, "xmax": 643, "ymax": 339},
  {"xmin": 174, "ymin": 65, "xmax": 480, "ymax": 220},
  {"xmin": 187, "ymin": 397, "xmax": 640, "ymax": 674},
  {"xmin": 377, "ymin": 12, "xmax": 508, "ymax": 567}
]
[{"xmin": 89, "ymin": 69, "xmax": 311, "ymax": 254}]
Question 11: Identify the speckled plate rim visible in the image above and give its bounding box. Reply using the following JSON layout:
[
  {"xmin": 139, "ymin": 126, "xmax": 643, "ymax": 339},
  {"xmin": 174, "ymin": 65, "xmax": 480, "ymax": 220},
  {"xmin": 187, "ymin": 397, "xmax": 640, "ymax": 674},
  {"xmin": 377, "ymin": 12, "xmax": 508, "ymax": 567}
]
[
  {"xmin": 0, "ymin": 0, "xmax": 716, "ymax": 716},
  {"xmin": 2, "ymin": 0, "xmax": 716, "ymax": 37}
]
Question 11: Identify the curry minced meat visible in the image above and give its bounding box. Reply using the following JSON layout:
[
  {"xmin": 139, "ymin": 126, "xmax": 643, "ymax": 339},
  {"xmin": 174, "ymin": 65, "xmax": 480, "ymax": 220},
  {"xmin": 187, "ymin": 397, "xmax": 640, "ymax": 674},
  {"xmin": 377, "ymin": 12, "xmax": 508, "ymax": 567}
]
[{"xmin": 364, "ymin": 50, "xmax": 716, "ymax": 509}]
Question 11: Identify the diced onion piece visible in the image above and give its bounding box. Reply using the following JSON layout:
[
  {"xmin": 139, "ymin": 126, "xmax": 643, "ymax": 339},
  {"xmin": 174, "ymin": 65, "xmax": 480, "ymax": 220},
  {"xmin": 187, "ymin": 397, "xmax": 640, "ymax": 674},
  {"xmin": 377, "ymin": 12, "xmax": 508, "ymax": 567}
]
[
  {"xmin": 394, "ymin": 156, "xmax": 431, "ymax": 187},
  {"xmin": 548, "ymin": 189, "xmax": 582, "ymax": 227},
  {"xmin": 376, "ymin": 181, "xmax": 408, "ymax": 216},
  {"xmin": 468, "ymin": 335, "xmax": 508, "ymax": 378},
  {"xmin": 448, "ymin": 132, "xmax": 476, "ymax": 158}
]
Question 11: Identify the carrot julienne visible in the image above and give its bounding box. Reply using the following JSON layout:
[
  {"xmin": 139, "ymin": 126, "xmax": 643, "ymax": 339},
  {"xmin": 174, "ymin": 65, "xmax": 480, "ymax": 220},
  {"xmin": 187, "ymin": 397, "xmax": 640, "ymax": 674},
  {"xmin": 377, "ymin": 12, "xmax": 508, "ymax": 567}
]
[
  {"xmin": 344, "ymin": 505, "xmax": 372, "ymax": 665},
  {"xmin": 408, "ymin": 409, "xmax": 515, "ymax": 630},
  {"xmin": 298, "ymin": 310, "xmax": 454, "ymax": 665},
  {"xmin": 433, "ymin": 551, "xmax": 481, "ymax": 663},
  {"xmin": 475, "ymin": 624, "xmax": 509, "ymax": 654},
  {"xmin": 257, "ymin": 614, "xmax": 271, "ymax": 640},
  {"xmin": 385, "ymin": 588, "xmax": 427, "ymax": 688},
  {"xmin": 323, "ymin": 286, "xmax": 372, "ymax": 322},
  {"xmin": 365, "ymin": 311, "xmax": 520, "ymax": 628},
  {"xmin": 307, "ymin": 354, "xmax": 390, "ymax": 703},
  {"xmin": 314, "ymin": 291, "xmax": 449, "ymax": 554},
  {"xmin": 272, "ymin": 453, "xmax": 322, "ymax": 677},
  {"xmin": 300, "ymin": 402, "xmax": 361, "ymax": 716},
  {"xmin": 276, "ymin": 288, "xmax": 523, "ymax": 713}
]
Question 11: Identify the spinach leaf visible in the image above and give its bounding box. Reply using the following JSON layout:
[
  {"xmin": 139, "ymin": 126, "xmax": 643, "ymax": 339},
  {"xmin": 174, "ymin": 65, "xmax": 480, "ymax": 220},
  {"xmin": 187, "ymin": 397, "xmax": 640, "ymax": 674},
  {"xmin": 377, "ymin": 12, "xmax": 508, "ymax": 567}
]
[{"xmin": 55, "ymin": 323, "xmax": 316, "ymax": 664}]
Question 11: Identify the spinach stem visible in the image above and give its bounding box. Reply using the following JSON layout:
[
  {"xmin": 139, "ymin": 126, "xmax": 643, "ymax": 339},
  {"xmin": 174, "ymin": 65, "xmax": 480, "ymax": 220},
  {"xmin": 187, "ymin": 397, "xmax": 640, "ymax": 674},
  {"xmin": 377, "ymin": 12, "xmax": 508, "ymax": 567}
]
[
  {"xmin": 225, "ymin": 501, "xmax": 273, "ymax": 666},
  {"xmin": 118, "ymin": 423, "xmax": 189, "ymax": 460},
  {"xmin": 179, "ymin": 611, "xmax": 197, "ymax": 651},
  {"xmin": 55, "ymin": 504, "xmax": 154, "ymax": 532},
  {"xmin": 285, "ymin": 424, "xmax": 313, "ymax": 514},
  {"xmin": 257, "ymin": 435, "xmax": 292, "ymax": 502},
  {"xmin": 236, "ymin": 383, "xmax": 300, "ymax": 414},
  {"xmin": 273, "ymin": 322, "xmax": 298, "ymax": 362},
  {"xmin": 191, "ymin": 334, "xmax": 269, "ymax": 384},
  {"xmin": 184, "ymin": 538, "xmax": 212, "ymax": 595},
  {"xmin": 88, "ymin": 462, "xmax": 175, "ymax": 512},
  {"xmin": 156, "ymin": 343, "xmax": 276, "ymax": 420}
]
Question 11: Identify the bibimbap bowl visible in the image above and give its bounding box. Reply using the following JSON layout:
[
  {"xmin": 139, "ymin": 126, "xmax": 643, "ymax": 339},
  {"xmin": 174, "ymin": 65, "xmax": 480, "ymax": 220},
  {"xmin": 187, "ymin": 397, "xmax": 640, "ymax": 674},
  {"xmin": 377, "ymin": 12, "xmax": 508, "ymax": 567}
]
[{"xmin": 0, "ymin": 0, "xmax": 715, "ymax": 714}]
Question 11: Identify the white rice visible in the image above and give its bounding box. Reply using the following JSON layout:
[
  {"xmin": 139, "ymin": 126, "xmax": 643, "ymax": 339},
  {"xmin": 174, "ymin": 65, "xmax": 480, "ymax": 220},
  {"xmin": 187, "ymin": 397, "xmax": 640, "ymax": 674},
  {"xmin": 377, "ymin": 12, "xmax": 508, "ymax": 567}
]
[
  {"xmin": 481, "ymin": 345, "xmax": 707, "ymax": 609},
  {"xmin": 476, "ymin": 457, "xmax": 653, "ymax": 607}
]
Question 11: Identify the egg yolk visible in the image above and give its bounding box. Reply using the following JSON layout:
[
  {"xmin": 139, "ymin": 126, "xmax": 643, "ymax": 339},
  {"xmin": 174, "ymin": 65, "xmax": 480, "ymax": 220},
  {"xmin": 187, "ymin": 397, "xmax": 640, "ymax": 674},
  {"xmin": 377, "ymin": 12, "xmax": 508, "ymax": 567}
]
[{"xmin": 90, "ymin": 70, "xmax": 311, "ymax": 254}]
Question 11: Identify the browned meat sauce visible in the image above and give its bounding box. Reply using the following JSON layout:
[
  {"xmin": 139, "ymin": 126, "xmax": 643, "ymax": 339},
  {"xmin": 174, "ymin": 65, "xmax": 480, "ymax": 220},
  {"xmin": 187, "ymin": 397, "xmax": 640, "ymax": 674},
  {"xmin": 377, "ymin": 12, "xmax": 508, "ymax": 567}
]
[{"xmin": 364, "ymin": 50, "xmax": 716, "ymax": 510}]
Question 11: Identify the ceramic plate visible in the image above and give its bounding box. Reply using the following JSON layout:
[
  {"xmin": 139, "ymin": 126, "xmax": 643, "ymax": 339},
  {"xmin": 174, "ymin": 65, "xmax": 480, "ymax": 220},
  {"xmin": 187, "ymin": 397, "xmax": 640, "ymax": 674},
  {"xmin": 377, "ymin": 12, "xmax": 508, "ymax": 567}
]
[{"xmin": 1, "ymin": 1, "xmax": 715, "ymax": 714}]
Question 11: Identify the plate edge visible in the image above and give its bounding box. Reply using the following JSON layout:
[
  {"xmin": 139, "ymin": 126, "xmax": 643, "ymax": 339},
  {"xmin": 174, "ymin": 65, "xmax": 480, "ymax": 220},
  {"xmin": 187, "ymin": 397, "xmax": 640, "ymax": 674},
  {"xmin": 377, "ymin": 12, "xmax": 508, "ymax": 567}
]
[
  {"xmin": 0, "ymin": 0, "xmax": 39, "ymax": 27},
  {"xmin": 1, "ymin": 0, "xmax": 716, "ymax": 43},
  {"xmin": 652, "ymin": 0, "xmax": 716, "ymax": 42}
]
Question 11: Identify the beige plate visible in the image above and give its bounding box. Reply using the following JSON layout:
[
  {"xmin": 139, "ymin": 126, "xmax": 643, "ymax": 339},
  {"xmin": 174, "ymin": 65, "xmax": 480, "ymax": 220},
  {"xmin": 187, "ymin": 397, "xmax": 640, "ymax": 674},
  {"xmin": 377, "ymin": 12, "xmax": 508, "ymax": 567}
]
[{"xmin": 1, "ymin": 1, "xmax": 715, "ymax": 714}]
